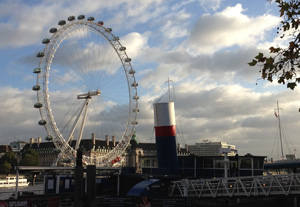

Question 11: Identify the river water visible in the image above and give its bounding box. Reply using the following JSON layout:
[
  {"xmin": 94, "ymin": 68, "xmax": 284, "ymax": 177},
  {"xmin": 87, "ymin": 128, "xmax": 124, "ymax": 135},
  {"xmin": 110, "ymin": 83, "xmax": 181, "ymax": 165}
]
[{"xmin": 0, "ymin": 183, "xmax": 44, "ymax": 200}]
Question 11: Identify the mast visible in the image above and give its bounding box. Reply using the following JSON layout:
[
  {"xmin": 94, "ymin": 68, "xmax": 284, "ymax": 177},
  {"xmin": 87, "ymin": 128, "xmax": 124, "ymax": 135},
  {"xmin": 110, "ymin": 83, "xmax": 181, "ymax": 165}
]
[
  {"xmin": 275, "ymin": 100, "xmax": 284, "ymax": 159},
  {"xmin": 165, "ymin": 77, "xmax": 173, "ymax": 102}
]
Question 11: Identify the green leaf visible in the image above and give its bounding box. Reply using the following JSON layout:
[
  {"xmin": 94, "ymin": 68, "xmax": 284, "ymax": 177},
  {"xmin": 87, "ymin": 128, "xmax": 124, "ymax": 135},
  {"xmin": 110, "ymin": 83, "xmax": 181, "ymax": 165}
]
[
  {"xmin": 285, "ymin": 72, "xmax": 293, "ymax": 80},
  {"xmin": 287, "ymin": 82, "xmax": 297, "ymax": 90},
  {"xmin": 248, "ymin": 59, "xmax": 257, "ymax": 66},
  {"xmin": 278, "ymin": 77, "xmax": 285, "ymax": 84},
  {"xmin": 280, "ymin": 6, "xmax": 285, "ymax": 17},
  {"xmin": 266, "ymin": 57, "xmax": 274, "ymax": 66},
  {"xmin": 267, "ymin": 75, "xmax": 273, "ymax": 82},
  {"xmin": 269, "ymin": 46, "xmax": 281, "ymax": 53},
  {"xmin": 255, "ymin": 53, "xmax": 264, "ymax": 60}
]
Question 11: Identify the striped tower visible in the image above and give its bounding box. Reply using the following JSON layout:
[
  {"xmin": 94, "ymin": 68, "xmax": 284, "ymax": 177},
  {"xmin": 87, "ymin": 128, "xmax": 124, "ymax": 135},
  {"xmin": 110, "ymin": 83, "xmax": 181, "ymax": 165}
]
[{"xmin": 154, "ymin": 101, "xmax": 178, "ymax": 175}]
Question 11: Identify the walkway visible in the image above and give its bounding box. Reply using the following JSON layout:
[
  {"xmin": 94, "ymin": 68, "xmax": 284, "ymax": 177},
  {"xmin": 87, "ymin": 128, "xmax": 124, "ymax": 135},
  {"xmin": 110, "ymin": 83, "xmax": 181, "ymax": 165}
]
[{"xmin": 170, "ymin": 173, "xmax": 300, "ymax": 198}]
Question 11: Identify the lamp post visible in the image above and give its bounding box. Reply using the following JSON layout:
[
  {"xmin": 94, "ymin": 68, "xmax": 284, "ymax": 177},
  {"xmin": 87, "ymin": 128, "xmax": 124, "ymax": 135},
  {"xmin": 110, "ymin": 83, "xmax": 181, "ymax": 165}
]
[{"xmin": 219, "ymin": 147, "xmax": 231, "ymax": 179}]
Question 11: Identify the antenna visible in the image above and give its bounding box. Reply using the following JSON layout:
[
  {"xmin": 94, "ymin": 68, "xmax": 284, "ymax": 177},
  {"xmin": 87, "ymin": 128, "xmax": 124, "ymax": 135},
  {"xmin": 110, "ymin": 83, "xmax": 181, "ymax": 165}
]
[{"xmin": 165, "ymin": 77, "xmax": 173, "ymax": 102}]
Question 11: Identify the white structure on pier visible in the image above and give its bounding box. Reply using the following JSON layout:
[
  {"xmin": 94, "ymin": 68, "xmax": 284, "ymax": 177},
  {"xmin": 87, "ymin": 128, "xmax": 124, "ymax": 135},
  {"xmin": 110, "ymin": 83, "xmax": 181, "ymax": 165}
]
[{"xmin": 188, "ymin": 141, "xmax": 237, "ymax": 156}]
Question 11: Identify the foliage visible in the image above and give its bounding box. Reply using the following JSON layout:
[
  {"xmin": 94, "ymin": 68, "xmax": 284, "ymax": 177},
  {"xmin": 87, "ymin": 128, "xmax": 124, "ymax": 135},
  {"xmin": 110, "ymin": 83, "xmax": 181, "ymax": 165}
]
[
  {"xmin": 19, "ymin": 149, "xmax": 38, "ymax": 166},
  {"xmin": 0, "ymin": 151, "xmax": 17, "ymax": 174},
  {"xmin": 0, "ymin": 161, "xmax": 12, "ymax": 175},
  {"xmin": 19, "ymin": 154, "xmax": 38, "ymax": 166},
  {"xmin": 248, "ymin": 0, "xmax": 300, "ymax": 90}
]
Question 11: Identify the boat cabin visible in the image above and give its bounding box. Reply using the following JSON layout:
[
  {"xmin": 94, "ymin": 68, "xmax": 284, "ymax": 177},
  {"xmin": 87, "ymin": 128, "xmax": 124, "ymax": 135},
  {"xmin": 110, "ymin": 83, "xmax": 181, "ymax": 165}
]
[{"xmin": 142, "ymin": 153, "xmax": 265, "ymax": 178}]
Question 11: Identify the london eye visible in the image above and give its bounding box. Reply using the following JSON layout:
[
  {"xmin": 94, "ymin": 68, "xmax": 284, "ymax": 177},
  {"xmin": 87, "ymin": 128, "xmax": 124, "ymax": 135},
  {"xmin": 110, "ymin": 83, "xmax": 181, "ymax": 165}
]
[{"xmin": 32, "ymin": 15, "xmax": 139, "ymax": 166}]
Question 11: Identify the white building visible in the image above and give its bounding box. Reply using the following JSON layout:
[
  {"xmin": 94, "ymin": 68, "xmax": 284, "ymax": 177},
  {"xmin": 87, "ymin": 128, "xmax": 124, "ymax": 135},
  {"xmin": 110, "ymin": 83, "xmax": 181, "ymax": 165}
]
[
  {"xmin": 188, "ymin": 141, "xmax": 237, "ymax": 156},
  {"xmin": 10, "ymin": 140, "xmax": 28, "ymax": 152}
]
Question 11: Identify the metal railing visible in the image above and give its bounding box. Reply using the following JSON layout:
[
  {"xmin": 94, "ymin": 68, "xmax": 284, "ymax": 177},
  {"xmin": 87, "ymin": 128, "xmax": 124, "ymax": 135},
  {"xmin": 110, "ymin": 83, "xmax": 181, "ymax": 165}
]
[{"xmin": 170, "ymin": 173, "xmax": 300, "ymax": 198}]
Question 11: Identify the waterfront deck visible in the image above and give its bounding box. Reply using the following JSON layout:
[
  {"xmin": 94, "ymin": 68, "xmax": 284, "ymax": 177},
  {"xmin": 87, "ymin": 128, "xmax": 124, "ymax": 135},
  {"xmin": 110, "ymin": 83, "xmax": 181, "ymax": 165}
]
[{"xmin": 170, "ymin": 173, "xmax": 300, "ymax": 198}]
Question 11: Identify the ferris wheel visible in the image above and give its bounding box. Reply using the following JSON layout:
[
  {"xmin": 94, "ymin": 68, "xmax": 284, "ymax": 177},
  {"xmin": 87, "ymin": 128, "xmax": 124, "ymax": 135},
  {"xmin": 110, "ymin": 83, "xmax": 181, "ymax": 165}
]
[{"xmin": 32, "ymin": 15, "xmax": 139, "ymax": 166}]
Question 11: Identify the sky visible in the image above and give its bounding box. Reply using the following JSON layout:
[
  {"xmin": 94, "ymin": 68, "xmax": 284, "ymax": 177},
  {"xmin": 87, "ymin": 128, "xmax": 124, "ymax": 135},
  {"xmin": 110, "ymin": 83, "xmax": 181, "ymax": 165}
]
[{"xmin": 0, "ymin": 0, "xmax": 299, "ymax": 161}]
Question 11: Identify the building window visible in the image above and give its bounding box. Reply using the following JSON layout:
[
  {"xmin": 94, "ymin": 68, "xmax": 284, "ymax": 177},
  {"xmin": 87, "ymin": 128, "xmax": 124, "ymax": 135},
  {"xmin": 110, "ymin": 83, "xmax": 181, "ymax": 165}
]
[
  {"xmin": 253, "ymin": 159, "xmax": 259, "ymax": 169},
  {"xmin": 240, "ymin": 158, "xmax": 251, "ymax": 169},
  {"xmin": 143, "ymin": 159, "xmax": 151, "ymax": 167},
  {"xmin": 203, "ymin": 158, "xmax": 213, "ymax": 168},
  {"xmin": 215, "ymin": 159, "xmax": 224, "ymax": 169}
]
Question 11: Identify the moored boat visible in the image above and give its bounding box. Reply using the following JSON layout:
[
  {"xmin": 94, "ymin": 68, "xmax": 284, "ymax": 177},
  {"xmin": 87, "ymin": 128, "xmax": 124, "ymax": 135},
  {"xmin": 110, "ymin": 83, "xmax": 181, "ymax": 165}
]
[{"xmin": 0, "ymin": 176, "xmax": 29, "ymax": 188}]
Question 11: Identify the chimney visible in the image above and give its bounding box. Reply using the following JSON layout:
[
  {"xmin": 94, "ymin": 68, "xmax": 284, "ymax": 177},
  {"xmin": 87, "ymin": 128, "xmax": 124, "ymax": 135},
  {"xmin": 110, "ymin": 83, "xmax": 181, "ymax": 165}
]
[
  {"xmin": 92, "ymin": 133, "xmax": 95, "ymax": 146},
  {"xmin": 105, "ymin": 135, "xmax": 109, "ymax": 147},
  {"xmin": 185, "ymin": 144, "xmax": 189, "ymax": 153},
  {"xmin": 112, "ymin": 136, "xmax": 116, "ymax": 147},
  {"xmin": 37, "ymin": 137, "xmax": 42, "ymax": 147},
  {"xmin": 177, "ymin": 143, "xmax": 181, "ymax": 153},
  {"xmin": 30, "ymin": 137, "xmax": 34, "ymax": 147}
]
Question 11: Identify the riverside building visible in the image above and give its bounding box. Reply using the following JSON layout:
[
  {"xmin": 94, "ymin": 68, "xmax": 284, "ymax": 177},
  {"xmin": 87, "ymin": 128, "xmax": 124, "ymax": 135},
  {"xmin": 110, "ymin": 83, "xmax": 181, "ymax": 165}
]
[{"xmin": 188, "ymin": 141, "xmax": 237, "ymax": 156}]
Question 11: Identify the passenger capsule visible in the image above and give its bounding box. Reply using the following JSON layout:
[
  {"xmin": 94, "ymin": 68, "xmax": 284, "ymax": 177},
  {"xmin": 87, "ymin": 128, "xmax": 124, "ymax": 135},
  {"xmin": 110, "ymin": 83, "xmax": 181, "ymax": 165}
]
[
  {"xmin": 38, "ymin": 120, "xmax": 47, "ymax": 125},
  {"xmin": 125, "ymin": 58, "xmax": 131, "ymax": 62},
  {"xmin": 97, "ymin": 21, "xmax": 104, "ymax": 26},
  {"xmin": 34, "ymin": 102, "xmax": 43, "ymax": 108},
  {"xmin": 68, "ymin": 16, "xmax": 75, "ymax": 21},
  {"xmin": 36, "ymin": 52, "xmax": 44, "ymax": 58},
  {"xmin": 87, "ymin": 17, "xmax": 95, "ymax": 21},
  {"xmin": 78, "ymin": 15, "xmax": 85, "ymax": 20},
  {"xmin": 133, "ymin": 108, "xmax": 140, "ymax": 112},
  {"xmin": 131, "ymin": 121, "xmax": 138, "ymax": 125},
  {"xmin": 129, "ymin": 69, "xmax": 135, "ymax": 74},
  {"xmin": 133, "ymin": 95, "xmax": 139, "ymax": 100},
  {"xmin": 105, "ymin": 28, "xmax": 112, "ymax": 32},
  {"xmin": 131, "ymin": 82, "xmax": 138, "ymax": 87},
  {"xmin": 45, "ymin": 135, "xmax": 53, "ymax": 141},
  {"xmin": 58, "ymin": 20, "xmax": 66, "ymax": 26},
  {"xmin": 119, "ymin": 47, "xmax": 126, "ymax": 51},
  {"xmin": 42, "ymin": 38, "xmax": 50, "ymax": 44},
  {"xmin": 113, "ymin": 37, "xmax": 119, "ymax": 41},
  {"xmin": 49, "ymin": 28, "xmax": 57, "ymax": 33},
  {"xmin": 32, "ymin": 85, "xmax": 41, "ymax": 91},
  {"xmin": 33, "ymin": 68, "xmax": 41, "ymax": 73}
]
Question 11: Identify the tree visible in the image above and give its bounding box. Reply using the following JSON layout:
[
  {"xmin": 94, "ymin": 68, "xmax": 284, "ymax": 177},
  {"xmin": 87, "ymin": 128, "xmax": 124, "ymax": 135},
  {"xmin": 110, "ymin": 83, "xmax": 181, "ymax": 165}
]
[
  {"xmin": 249, "ymin": 0, "xmax": 300, "ymax": 90},
  {"xmin": 0, "ymin": 151, "xmax": 17, "ymax": 174},
  {"xmin": 19, "ymin": 149, "xmax": 38, "ymax": 166},
  {"xmin": 0, "ymin": 161, "xmax": 12, "ymax": 175}
]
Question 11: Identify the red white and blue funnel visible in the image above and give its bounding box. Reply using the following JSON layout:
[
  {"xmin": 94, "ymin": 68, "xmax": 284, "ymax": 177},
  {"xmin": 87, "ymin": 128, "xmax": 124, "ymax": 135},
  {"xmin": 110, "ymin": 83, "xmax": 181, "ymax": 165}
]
[{"xmin": 154, "ymin": 101, "xmax": 178, "ymax": 174}]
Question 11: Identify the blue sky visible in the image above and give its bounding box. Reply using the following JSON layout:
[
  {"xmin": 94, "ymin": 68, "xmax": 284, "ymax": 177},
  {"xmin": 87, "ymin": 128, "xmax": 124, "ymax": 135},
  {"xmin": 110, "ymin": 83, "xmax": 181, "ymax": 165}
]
[{"xmin": 0, "ymin": 0, "xmax": 299, "ymax": 160}]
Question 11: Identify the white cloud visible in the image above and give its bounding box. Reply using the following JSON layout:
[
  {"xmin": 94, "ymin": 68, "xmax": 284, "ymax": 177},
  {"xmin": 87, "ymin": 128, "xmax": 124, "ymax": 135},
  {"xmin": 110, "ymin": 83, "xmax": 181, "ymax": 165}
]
[
  {"xmin": 125, "ymin": 0, "xmax": 163, "ymax": 18},
  {"xmin": 107, "ymin": 0, "xmax": 166, "ymax": 30},
  {"xmin": 159, "ymin": 9, "xmax": 190, "ymax": 39},
  {"xmin": 0, "ymin": 1, "xmax": 59, "ymax": 48},
  {"xmin": 187, "ymin": 4, "xmax": 279, "ymax": 54},
  {"xmin": 0, "ymin": 86, "xmax": 46, "ymax": 142},
  {"xmin": 198, "ymin": 0, "xmax": 224, "ymax": 11},
  {"xmin": 121, "ymin": 32, "xmax": 149, "ymax": 59},
  {"xmin": 0, "ymin": 0, "xmax": 163, "ymax": 48},
  {"xmin": 137, "ymin": 44, "xmax": 263, "ymax": 90}
]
